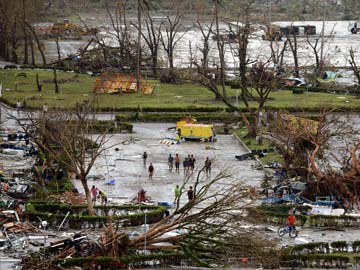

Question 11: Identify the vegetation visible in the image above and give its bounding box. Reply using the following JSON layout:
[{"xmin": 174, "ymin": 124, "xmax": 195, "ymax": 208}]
[
  {"xmin": 25, "ymin": 202, "xmax": 167, "ymax": 227},
  {"xmin": 247, "ymin": 205, "xmax": 358, "ymax": 227},
  {"xmin": 233, "ymin": 127, "xmax": 284, "ymax": 165},
  {"xmin": 0, "ymin": 69, "xmax": 359, "ymax": 111}
]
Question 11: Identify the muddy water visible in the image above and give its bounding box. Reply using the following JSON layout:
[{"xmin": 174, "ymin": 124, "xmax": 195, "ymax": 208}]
[{"xmin": 43, "ymin": 20, "xmax": 360, "ymax": 73}]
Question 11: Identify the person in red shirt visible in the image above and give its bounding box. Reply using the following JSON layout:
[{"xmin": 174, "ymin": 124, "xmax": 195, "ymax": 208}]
[{"xmin": 287, "ymin": 214, "xmax": 296, "ymax": 231}]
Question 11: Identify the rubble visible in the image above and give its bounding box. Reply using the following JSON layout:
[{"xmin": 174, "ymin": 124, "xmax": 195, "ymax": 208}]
[{"xmin": 48, "ymin": 191, "xmax": 87, "ymax": 205}]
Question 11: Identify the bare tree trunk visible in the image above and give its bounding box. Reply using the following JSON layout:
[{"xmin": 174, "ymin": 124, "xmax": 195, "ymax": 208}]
[
  {"xmin": 23, "ymin": 30, "xmax": 29, "ymax": 64},
  {"xmin": 136, "ymin": 0, "xmax": 142, "ymax": 92},
  {"xmin": 36, "ymin": 73, "xmax": 42, "ymax": 92},
  {"xmin": 53, "ymin": 68, "xmax": 59, "ymax": 94},
  {"xmin": 152, "ymin": 52, "xmax": 158, "ymax": 76},
  {"xmin": 169, "ymin": 46, "xmax": 173, "ymax": 69},
  {"xmin": 349, "ymin": 48, "xmax": 360, "ymax": 87},
  {"xmin": 81, "ymin": 176, "xmax": 95, "ymax": 216},
  {"xmin": 160, "ymin": 8, "xmax": 186, "ymax": 72},
  {"xmin": 25, "ymin": 21, "xmax": 46, "ymax": 66},
  {"xmin": 29, "ymin": 34, "xmax": 35, "ymax": 65},
  {"xmin": 11, "ymin": 16, "xmax": 18, "ymax": 63},
  {"xmin": 55, "ymin": 34, "xmax": 61, "ymax": 66},
  {"xmin": 287, "ymin": 33, "xmax": 300, "ymax": 77},
  {"xmin": 22, "ymin": 0, "xmax": 28, "ymax": 64},
  {"xmin": 214, "ymin": 1, "xmax": 227, "ymax": 99}
]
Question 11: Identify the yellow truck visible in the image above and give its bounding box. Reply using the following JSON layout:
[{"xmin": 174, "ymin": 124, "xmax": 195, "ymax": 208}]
[{"xmin": 176, "ymin": 118, "xmax": 215, "ymax": 142}]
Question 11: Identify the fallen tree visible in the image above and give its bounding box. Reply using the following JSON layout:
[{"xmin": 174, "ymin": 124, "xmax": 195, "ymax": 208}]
[
  {"xmin": 21, "ymin": 168, "xmax": 281, "ymax": 269},
  {"xmin": 268, "ymin": 111, "xmax": 360, "ymax": 207}
]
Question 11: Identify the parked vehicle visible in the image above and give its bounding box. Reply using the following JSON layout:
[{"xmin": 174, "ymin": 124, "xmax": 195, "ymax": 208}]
[{"xmin": 176, "ymin": 118, "xmax": 216, "ymax": 142}]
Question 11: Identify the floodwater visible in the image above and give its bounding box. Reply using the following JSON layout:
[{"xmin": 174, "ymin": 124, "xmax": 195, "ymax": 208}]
[
  {"xmin": 73, "ymin": 122, "xmax": 264, "ymax": 204},
  {"xmin": 2, "ymin": 104, "xmax": 360, "ymax": 269},
  {"xmin": 43, "ymin": 20, "xmax": 360, "ymax": 76}
]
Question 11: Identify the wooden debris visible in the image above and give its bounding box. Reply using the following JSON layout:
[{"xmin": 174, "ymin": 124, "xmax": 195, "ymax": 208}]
[{"xmin": 48, "ymin": 191, "xmax": 86, "ymax": 205}]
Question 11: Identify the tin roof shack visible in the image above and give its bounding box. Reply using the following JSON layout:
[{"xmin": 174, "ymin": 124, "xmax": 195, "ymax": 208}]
[
  {"xmin": 280, "ymin": 25, "xmax": 316, "ymax": 37},
  {"xmin": 93, "ymin": 72, "xmax": 154, "ymax": 95}
]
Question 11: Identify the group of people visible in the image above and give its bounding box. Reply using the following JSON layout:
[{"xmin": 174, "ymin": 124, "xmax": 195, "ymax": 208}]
[
  {"xmin": 167, "ymin": 153, "xmax": 196, "ymax": 174},
  {"xmin": 174, "ymin": 185, "xmax": 194, "ymax": 203},
  {"xmin": 144, "ymin": 152, "xmax": 213, "ymax": 180},
  {"xmin": 90, "ymin": 185, "xmax": 107, "ymax": 206}
]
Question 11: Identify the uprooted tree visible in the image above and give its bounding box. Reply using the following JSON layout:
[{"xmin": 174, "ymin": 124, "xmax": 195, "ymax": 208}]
[
  {"xmin": 21, "ymin": 167, "xmax": 280, "ymax": 269},
  {"xmin": 16, "ymin": 101, "xmax": 115, "ymax": 216},
  {"xmin": 268, "ymin": 110, "xmax": 360, "ymax": 207}
]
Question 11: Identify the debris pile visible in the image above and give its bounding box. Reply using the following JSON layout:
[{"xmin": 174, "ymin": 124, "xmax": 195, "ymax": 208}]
[
  {"xmin": 49, "ymin": 191, "xmax": 87, "ymax": 205},
  {"xmin": 19, "ymin": 223, "xmax": 125, "ymax": 270}
]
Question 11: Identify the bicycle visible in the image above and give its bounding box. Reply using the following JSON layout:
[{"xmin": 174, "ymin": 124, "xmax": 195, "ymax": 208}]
[{"xmin": 277, "ymin": 225, "xmax": 298, "ymax": 238}]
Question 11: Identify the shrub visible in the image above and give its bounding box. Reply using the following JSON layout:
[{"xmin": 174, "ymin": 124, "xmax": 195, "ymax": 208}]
[
  {"xmin": 291, "ymin": 242, "xmax": 330, "ymax": 255},
  {"xmin": 230, "ymin": 81, "xmax": 241, "ymax": 89},
  {"xmin": 292, "ymin": 89, "xmax": 304, "ymax": 94},
  {"xmin": 25, "ymin": 202, "xmax": 166, "ymax": 228},
  {"xmin": 331, "ymin": 241, "xmax": 348, "ymax": 252},
  {"xmin": 159, "ymin": 69, "xmax": 179, "ymax": 83},
  {"xmin": 115, "ymin": 112, "xmax": 243, "ymax": 123},
  {"xmin": 352, "ymin": 241, "xmax": 360, "ymax": 252}
]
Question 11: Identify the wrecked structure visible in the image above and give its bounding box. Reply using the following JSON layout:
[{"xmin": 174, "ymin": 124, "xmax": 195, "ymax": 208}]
[
  {"xmin": 93, "ymin": 72, "xmax": 154, "ymax": 95},
  {"xmin": 36, "ymin": 19, "xmax": 97, "ymax": 39},
  {"xmin": 262, "ymin": 24, "xmax": 316, "ymax": 41}
]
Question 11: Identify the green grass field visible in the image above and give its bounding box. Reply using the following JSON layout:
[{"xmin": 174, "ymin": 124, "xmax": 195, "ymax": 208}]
[{"xmin": 0, "ymin": 69, "xmax": 358, "ymax": 111}]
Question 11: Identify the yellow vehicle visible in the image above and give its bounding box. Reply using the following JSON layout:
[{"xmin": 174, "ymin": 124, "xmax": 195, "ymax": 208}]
[
  {"xmin": 176, "ymin": 117, "xmax": 197, "ymax": 130},
  {"xmin": 176, "ymin": 118, "xmax": 215, "ymax": 142}
]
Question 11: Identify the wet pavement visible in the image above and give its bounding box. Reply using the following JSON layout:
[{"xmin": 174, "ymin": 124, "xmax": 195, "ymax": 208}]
[
  {"xmin": 2, "ymin": 102, "xmax": 360, "ymax": 254},
  {"xmin": 74, "ymin": 123, "xmax": 264, "ymax": 204}
]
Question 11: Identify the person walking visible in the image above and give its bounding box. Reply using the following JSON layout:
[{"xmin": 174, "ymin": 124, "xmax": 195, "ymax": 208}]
[
  {"xmin": 174, "ymin": 185, "xmax": 181, "ymax": 203},
  {"xmin": 90, "ymin": 185, "xmax": 98, "ymax": 205},
  {"xmin": 190, "ymin": 154, "xmax": 196, "ymax": 172},
  {"xmin": 205, "ymin": 157, "xmax": 212, "ymax": 176},
  {"xmin": 187, "ymin": 186, "xmax": 194, "ymax": 201},
  {"xmin": 148, "ymin": 163, "xmax": 154, "ymax": 180},
  {"xmin": 175, "ymin": 153, "xmax": 180, "ymax": 173},
  {"xmin": 168, "ymin": 154, "xmax": 174, "ymax": 172},
  {"xmin": 142, "ymin": 152, "xmax": 148, "ymax": 167},
  {"xmin": 99, "ymin": 190, "xmax": 108, "ymax": 206},
  {"xmin": 183, "ymin": 158, "xmax": 188, "ymax": 175}
]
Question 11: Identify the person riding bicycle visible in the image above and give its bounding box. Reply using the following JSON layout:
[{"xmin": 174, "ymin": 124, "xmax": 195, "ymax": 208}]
[{"xmin": 287, "ymin": 213, "xmax": 296, "ymax": 231}]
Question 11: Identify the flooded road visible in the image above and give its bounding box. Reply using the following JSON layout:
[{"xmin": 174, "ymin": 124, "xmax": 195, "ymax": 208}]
[{"xmin": 74, "ymin": 123, "xmax": 264, "ymax": 204}]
